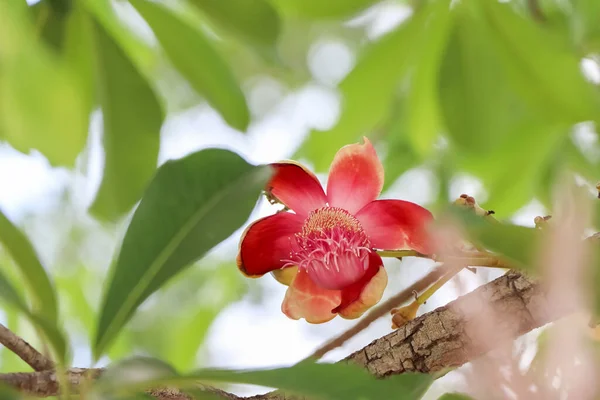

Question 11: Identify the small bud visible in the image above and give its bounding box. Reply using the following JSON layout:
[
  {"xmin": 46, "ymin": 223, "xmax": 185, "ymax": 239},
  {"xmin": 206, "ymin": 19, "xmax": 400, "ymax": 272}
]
[
  {"xmin": 453, "ymin": 194, "xmax": 489, "ymax": 217},
  {"xmin": 390, "ymin": 301, "xmax": 420, "ymax": 329},
  {"xmin": 534, "ymin": 215, "xmax": 552, "ymax": 229}
]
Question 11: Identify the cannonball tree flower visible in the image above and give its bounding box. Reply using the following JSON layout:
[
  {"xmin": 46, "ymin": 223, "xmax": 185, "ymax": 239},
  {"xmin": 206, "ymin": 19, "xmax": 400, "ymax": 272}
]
[{"xmin": 237, "ymin": 138, "xmax": 433, "ymax": 323}]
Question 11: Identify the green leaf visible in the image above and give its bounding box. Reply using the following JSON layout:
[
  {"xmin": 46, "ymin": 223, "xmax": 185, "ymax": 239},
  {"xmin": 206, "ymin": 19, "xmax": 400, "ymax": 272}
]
[
  {"xmin": 0, "ymin": 268, "xmax": 67, "ymax": 364},
  {"xmin": 0, "ymin": 209, "xmax": 58, "ymax": 322},
  {"xmin": 130, "ymin": 0, "xmax": 250, "ymax": 131},
  {"xmin": 406, "ymin": 0, "xmax": 452, "ymax": 155},
  {"xmin": 572, "ymin": 0, "xmax": 600, "ymax": 53},
  {"xmin": 438, "ymin": 4, "xmax": 527, "ymax": 153},
  {"xmin": 0, "ymin": 1, "xmax": 88, "ymax": 167},
  {"xmin": 62, "ymin": 2, "xmax": 95, "ymax": 124},
  {"xmin": 93, "ymin": 149, "xmax": 270, "ymax": 359},
  {"xmin": 88, "ymin": 20, "xmax": 163, "ymax": 220},
  {"xmin": 478, "ymin": 0, "xmax": 600, "ymax": 124},
  {"xmin": 29, "ymin": 0, "xmax": 72, "ymax": 53},
  {"xmin": 190, "ymin": 363, "xmax": 432, "ymax": 400},
  {"xmin": 445, "ymin": 207, "xmax": 539, "ymax": 271},
  {"xmin": 188, "ymin": 0, "xmax": 280, "ymax": 53},
  {"xmin": 96, "ymin": 358, "xmax": 432, "ymax": 400},
  {"xmin": 438, "ymin": 394, "xmax": 474, "ymax": 400},
  {"xmin": 462, "ymin": 123, "xmax": 565, "ymax": 216},
  {"xmin": 379, "ymin": 99, "xmax": 421, "ymax": 192},
  {"xmin": 296, "ymin": 9, "xmax": 425, "ymax": 170},
  {"xmin": 81, "ymin": 0, "xmax": 155, "ymax": 74},
  {"xmin": 0, "ymin": 384, "xmax": 21, "ymax": 400},
  {"xmin": 30, "ymin": 1, "xmax": 95, "ymax": 144},
  {"xmin": 271, "ymin": 0, "xmax": 379, "ymax": 19}
]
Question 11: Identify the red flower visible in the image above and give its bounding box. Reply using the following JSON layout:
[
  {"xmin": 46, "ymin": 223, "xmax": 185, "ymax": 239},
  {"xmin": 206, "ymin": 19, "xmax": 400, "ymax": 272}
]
[{"xmin": 237, "ymin": 138, "xmax": 433, "ymax": 323}]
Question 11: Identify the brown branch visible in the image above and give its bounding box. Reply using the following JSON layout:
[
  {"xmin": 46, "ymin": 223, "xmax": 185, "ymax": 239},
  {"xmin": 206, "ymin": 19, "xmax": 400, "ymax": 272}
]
[
  {"xmin": 0, "ymin": 368, "xmax": 239, "ymax": 400},
  {"xmin": 0, "ymin": 270, "xmax": 572, "ymax": 400},
  {"xmin": 0, "ymin": 323, "xmax": 54, "ymax": 371},
  {"xmin": 344, "ymin": 270, "xmax": 567, "ymax": 376}
]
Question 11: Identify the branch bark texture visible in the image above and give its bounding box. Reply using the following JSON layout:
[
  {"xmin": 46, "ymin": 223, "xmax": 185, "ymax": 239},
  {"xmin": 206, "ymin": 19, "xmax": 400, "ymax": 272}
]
[
  {"xmin": 0, "ymin": 271, "xmax": 571, "ymax": 400},
  {"xmin": 344, "ymin": 270, "xmax": 564, "ymax": 376},
  {"xmin": 0, "ymin": 323, "xmax": 54, "ymax": 371}
]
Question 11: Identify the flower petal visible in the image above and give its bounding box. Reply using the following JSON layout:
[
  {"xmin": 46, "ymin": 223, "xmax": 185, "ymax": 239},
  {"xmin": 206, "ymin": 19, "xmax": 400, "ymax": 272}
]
[
  {"xmin": 281, "ymin": 268, "xmax": 341, "ymax": 324},
  {"xmin": 237, "ymin": 212, "xmax": 303, "ymax": 277},
  {"xmin": 335, "ymin": 253, "xmax": 387, "ymax": 319},
  {"xmin": 271, "ymin": 266, "xmax": 298, "ymax": 286},
  {"xmin": 356, "ymin": 199, "xmax": 434, "ymax": 255},
  {"xmin": 326, "ymin": 137, "xmax": 384, "ymax": 214},
  {"xmin": 267, "ymin": 162, "xmax": 327, "ymax": 217}
]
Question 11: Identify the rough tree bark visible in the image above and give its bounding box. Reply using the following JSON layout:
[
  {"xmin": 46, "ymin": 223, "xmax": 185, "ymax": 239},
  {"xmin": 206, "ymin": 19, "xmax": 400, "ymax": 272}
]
[{"xmin": 0, "ymin": 270, "xmax": 572, "ymax": 400}]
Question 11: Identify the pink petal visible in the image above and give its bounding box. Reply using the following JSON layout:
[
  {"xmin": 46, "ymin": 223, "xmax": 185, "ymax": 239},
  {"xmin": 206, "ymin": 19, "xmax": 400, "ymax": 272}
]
[
  {"xmin": 326, "ymin": 137, "xmax": 384, "ymax": 214},
  {"xmin": 237, "ymin": 212, "xmax": 303, "ymax": 277},
  {"xmin": 281, "ymin": 268, "xmax": 341, "ymax": 324},
  {"xmin": 334, "ymin": 253, "xmax": 387, "ymax": 319},
  {"xmin": 267, "ymin": 162, "xmax": 327, "ymax": 217},
  {"xmin": 356, "ymin": 199, "xmax": 434, "ymax": 255}
]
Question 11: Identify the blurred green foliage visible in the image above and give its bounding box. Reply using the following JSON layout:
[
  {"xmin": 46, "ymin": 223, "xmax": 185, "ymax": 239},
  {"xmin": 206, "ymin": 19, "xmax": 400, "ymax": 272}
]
[
  {"xmin": 94, "ymin": 356, "xmax": 432, "ymax": 400},
  {"xmin": 1, "ymin": 0, "xmax": 600, "ymax": 398}
]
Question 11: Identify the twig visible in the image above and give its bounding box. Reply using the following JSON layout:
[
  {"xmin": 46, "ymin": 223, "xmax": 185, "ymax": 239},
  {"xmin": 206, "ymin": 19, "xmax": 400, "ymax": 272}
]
[
  {"xmin": 301, "ymin": 263, "xmax": 452, "ymax": 362},
  {"xmin": 0, "ymin": 323, "xmax": 54, "ymax": 371}
]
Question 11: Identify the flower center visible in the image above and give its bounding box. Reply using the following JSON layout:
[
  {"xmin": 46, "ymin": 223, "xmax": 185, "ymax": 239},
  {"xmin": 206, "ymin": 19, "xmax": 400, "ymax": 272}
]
[{"xmin": 286, "ymin": 207, "xmax": 372, "ymax": 290}]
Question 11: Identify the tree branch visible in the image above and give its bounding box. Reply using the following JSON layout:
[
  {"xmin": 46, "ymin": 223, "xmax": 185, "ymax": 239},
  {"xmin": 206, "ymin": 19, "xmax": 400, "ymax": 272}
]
[
  {"xmin": 345, "ymin": 270, "xmax": 564, "ymax": 376},
  {"xmin": 0, "ymin": 323, "xmax": 54, "ymax": 371},
  {"xmin": 0, "ymin": 270, "xmax": 572, "ymax": 400}
]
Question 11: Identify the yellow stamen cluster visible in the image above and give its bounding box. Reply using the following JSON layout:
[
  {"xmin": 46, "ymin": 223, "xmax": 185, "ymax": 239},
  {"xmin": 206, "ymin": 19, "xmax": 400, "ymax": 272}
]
[{"xmin": 301, "ymin": 207, "xmax": 363, "ymax": 237}]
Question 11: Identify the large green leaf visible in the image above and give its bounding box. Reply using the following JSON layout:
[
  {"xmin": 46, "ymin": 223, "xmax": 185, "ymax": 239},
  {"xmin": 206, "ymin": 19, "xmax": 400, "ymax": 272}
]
[
  {"xmin": 378, "ymin": 98, "xmax": 421, "ymax": 192},
  {"xmin": 572, "ymin": 0, "xmax": 600, "ymax": 53},
  {"xmin": 130, "ymin": 0, "xmax": 250, "ymax": 131},
  {"xmin": 188, "ymin": 0, "xmax": 280, "ymax": 53},
  {"xmin": 30, "ymin": 1, "xmax": 95, "ymax": 143},
  {"xmin": 62, "ymin": 2, "xmax": 95, "ymax": 124},
  {"xmin": 272, "ymin": 0, "xmax": 379, "ymax": 19},
  {"xmin": 29, "ymin": 0, "xmax": 72, "ymax": 52},
  {"xmin": 0, "ymin": 209, "xmax": 57, "ymax": 322},
  {"xmin": 478, "ymin": 0, "xmax": 600, "ymax": 124},
  {"xmin": 296, "ymin": 8, "xmax": 426, "ymax": 170},
  {"xmin": 189, "ymin": 363, "xmax": 432, "ymax": 400},
  {"xmin": 445, "ymin": 207, "xmax": 539, "ymax": 271},
  {"xmin": 93, "ymin": 149, "xmax": 270, "ymax": 359},
  {"xmin": 0, "ymin": 385, "xmax": 21, "ymax": 400},
  {"xmin": 81, "ymin": 0, "xmax": 155, "ymax": 75},
  {"xmin": 438, "ymin": 4, "xmax": 528, "ymax": 153},
  {"xmin": 88, "ymin": 20, "xmax": 163, "ymax": 221},
  {"xmin": 405, "ymin": 0, "xmax": 452, "ymax": 155},
  {"xmin": 96, "ymin": 357, "xmax": 433, "ymax": 400},
  {"xmin": 0, "ymin": 1, "xmax": 88, "ymax": 167},
  {"xmin": 437, "ymin": 0, "xmax": 572, "ymax": 214},
  {"xmin": 0, "ymin": 269, "xmax": 67, "ymax": 364}
]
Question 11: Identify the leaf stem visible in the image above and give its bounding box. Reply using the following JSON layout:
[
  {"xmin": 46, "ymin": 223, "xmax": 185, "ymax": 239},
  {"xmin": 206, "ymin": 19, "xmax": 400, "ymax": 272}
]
[{"xmin": 375, "ymin": 249, "xmax": 428, "ymax": 258}]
